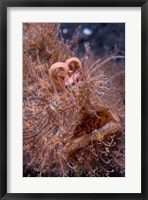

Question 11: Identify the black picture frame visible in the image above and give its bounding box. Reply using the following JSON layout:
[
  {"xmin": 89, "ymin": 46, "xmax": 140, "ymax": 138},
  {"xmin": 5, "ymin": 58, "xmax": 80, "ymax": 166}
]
[{"xmin": 0, "ymin": 0, "xmax": 147, "ymax": 199}]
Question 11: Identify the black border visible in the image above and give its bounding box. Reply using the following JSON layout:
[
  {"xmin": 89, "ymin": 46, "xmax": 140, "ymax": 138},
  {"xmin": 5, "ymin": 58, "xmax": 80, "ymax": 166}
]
[{"xmin": 0, "ymin": 0, "xmax": 147, "ymax": 199}]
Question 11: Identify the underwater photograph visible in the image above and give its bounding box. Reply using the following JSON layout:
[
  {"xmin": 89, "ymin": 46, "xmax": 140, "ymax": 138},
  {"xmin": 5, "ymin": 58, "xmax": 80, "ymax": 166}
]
[{"xmin": 23, "ymin": 23, "xmax": 125, "ymax": 177}]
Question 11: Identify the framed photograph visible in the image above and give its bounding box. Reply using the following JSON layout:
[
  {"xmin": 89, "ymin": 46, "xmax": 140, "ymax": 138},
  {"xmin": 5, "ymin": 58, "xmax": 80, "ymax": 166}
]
[{"xmin": 0, "ymin": 0, "xmax": 147, "ymax": 199}]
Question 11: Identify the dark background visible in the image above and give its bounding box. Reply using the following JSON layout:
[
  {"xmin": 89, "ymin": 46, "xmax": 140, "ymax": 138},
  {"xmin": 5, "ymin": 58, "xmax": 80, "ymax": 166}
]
[{"xmin": 60, "ymin": 23, "xmax": 125, "ymax": 57}]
